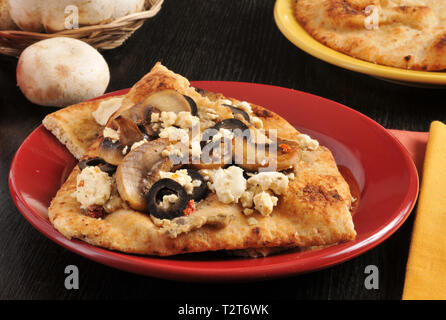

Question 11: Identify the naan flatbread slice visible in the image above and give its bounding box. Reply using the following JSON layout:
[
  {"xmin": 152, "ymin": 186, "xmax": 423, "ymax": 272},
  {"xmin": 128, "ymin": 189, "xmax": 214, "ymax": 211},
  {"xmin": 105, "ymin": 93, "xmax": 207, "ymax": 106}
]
[
  {"xmin": 294, "ymin": 0, "xmax": 446, "ymax": 71},
  {"xmin": 48, "ymin": 122, "xmax": 355, "ymax": 256},
  {"xmin": 46, "ymin": 63, "xmax": 356, "ymax": 256}
]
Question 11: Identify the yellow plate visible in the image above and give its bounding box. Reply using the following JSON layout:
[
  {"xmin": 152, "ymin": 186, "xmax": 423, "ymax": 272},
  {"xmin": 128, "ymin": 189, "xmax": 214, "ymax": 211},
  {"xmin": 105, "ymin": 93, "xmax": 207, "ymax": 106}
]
[{"xmin": 274, "ymin": 0, "xmax": 446, "ymax": 87}]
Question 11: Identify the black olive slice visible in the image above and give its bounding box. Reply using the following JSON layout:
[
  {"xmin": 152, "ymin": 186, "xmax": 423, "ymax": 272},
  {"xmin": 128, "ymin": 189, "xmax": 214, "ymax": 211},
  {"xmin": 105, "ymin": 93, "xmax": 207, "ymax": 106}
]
[
  {"xmin": 194, "ymin": 87, "xmax": 206, "ymax": 95},
  {"xmin": 137, "ymin": 122, "xmax": 150, "ymax": 136},
  {"xmin": 224, "ymin": 104, "xmax": 250, "ymax": 122},
  {"xmin": 199, "ymin": 139, "xmax": 232, "ymax": 166},
  {"xmin": 146, "ymin": 179, "xmax": 188, "ymax": 220},
  {"xmin": 213, "ymin": 118, "xmax": 250, "ymax": 137},
  {"xmin": 202, "ymin": 118, "xmax": 251, "ymax": 143},
  {"xmin": 99, "ymin": 163, "xmax": 118, "ymax": 176},
  {"xmin": 186, "ymin": 169, "xmax": 208, "ymax": 202},
  {"xmin": 78, "ymin": 157, "xmax": 117, "ymax": 176},
  {"xmin": 198, "ymin": 119, "xmax": 250, "ymax": 167},
  {"xmin": 183, "ymin": 95, "xmax": 198, "ymax": 116},
  {"xmin": 78, "ymin": 157, "xmax": 106, "ymax": 170}
]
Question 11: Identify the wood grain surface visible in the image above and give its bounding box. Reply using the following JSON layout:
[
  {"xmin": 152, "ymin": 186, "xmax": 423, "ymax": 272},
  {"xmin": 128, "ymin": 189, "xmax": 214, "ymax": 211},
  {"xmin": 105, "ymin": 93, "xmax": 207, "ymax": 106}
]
[{"xmin": 1, "ymin": 0, "xmax": 444, "ymax": 300}]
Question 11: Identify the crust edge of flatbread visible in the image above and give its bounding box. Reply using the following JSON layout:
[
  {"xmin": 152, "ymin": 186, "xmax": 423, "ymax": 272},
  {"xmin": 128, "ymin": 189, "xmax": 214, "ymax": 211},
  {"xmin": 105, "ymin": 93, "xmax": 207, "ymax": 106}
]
[
  {"xmin": 42, "ymin": 95, "xmax": 124, "ymax": 160},
  {"xmin": 43, "ymin": 115, "xmax": 84, "ymax": 160}
]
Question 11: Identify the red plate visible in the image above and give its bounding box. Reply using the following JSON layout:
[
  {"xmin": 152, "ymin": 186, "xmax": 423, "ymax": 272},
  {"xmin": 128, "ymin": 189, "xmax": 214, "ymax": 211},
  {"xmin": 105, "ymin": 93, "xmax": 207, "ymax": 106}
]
[{"xmin": 9, "ymin": 82, "xmax": 419, "ymax": 282}]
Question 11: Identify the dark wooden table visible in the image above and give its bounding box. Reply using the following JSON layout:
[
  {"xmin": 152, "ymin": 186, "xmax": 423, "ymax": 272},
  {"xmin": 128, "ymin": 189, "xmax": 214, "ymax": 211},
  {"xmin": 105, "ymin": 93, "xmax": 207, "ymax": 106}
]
[{"xmin": 1, "ymin": 0, "xmax": 444, "ymax": 300}]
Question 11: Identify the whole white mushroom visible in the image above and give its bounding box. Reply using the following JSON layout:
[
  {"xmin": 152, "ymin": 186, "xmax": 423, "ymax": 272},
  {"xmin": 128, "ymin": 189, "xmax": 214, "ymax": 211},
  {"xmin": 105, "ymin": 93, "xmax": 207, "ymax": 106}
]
[
  {"xmin": 0, "ymin": 0, "xmax": 17, "ymax": 30},
  {"xmin": 7, "ymin": 0, "xmax": 43, "ymax": 32},
  {"xmin": 8, "ymin": 0, "xmax": 145, "ymax": 32},
  {"xmin": 17, "ymin": 37, "xmax": 110, "ymax": 107}
]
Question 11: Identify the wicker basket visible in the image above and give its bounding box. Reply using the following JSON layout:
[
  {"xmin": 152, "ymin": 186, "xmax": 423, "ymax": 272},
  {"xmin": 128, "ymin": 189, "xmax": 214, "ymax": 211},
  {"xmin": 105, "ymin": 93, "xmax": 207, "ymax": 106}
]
[{"xmin": 0, "ymin": 0, "xmax": 164, "ymax": 57}]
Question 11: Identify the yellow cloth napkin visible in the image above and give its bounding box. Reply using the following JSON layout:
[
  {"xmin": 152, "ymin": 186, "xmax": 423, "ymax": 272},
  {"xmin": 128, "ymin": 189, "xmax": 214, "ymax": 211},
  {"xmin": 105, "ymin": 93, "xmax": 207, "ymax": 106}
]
[{"xmin": 403, "ymin": 121, "xmax": 446, "ymax": 300}]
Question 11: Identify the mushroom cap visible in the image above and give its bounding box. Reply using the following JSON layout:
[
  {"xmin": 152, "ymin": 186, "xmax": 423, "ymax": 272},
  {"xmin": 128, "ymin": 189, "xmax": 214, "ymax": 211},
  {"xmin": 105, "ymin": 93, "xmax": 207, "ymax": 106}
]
[
  {"xmin": 115, "ymin": 139, "xmax": 172, "ymax": 211},
  {"xmin": 78, "ymin": 157, "xmax": 117, "ymax": 176},
  {"xmin": 141, "ymin": 89, "xmax": 198, "ymax": 116},
  {"xmin": 17, "ymin": 37, "xmax": 109, "ymax": 107}
]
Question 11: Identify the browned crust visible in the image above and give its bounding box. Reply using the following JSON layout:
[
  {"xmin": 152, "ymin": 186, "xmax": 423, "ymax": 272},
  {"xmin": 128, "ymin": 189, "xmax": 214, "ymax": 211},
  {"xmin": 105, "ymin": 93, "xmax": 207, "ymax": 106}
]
[
  {"xmin": 42, "ymin": 95, "xmax": 123, "ymax": 159},
  {"xmin": 294, "ymin": 0, "xmax": 446, "ymax": 71}
]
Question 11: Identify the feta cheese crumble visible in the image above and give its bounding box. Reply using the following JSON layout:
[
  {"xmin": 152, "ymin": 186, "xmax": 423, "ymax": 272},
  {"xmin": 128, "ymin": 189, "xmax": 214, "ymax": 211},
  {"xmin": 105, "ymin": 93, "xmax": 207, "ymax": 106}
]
[
  {"xmin": 103, "ymin": 127, "xmax": 120, "ymax": 143},
  {"xmin": 247, "ymin": 172, "xmax": 289, "ymax": 195},
  {"xmin": 198, "ymin": 108, "xmax": 218, "ymax": 130},
  {"xmin": 159, "ymin": 194, "xmax": 179, "ymax": 210},
  {"xmin": 207, "ymin": 166, "xmax": 246, "ymax": 204},
  {"xmin": 240, "ymin": 190, "xmax": 254, "ymax": 208},
  {"xmin": 160, "ymin": 111, "xmax": 177, "ymax": 128},
  {"xmin": 159, "ymin": 169, "xmax": 199, "ymax": 195},
  {"xmin": 74, "ymin": 166, "xmax": 112, "ymax": 209},
  {"xmin": 162, "ymin": 146, "xmax": 184, "ymax": 159},
  {"xmin": 251, "ymin": 116, "xmax": 263, "ymax": 129},
  {"xmin": 190, "ymin": 140, "xmax": 202, "ymax": 160},
  {"xmin": 237, "ymin": 101, "xmax": 253, "ymax": 114},
  {"xmin": 159, "ymin": 126, "xmax": 189, "ymax": 143},
  {"xmin": 237, "ymin": 171, "xmax": 290, "ymax": 216},
  {"xmin": 202, "ymin": 166, "xmax": 289, "ymax": 216},
  {"xmin": 176, "ymin": 111, "xmax": 200, "ymax": 128},
  {"xmin": 221, "ymin": 99, "xmax": 233, "ymax": 105},
  {"xmin": 150, "ymin": 112, "xmax": 160, "ymax": 123},
  {"xmin": 130, "ymin": 139, "xmax": 148, "ymax": 151},
  {"xmin": 211, "ymin": 128, "xmax": 234, "ymax": 143},
  {"xmin": 253, "ymin": 191, "xmax": 278, "ymax": 216},
  {"xmin": 152, "ymin": 111, "xmax": 199, "ymax": 130},
  {"xmin": 297, "ymin": 134, "xmax": 319, "ymax": 150},
  {"xmin": 233, "ymin": 101, "xmax": 264, "ymax": 128}
]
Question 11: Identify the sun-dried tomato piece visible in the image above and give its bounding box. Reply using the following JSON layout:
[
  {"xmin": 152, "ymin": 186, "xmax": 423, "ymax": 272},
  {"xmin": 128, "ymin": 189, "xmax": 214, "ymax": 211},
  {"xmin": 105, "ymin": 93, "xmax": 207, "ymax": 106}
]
[
  {"xmin": 279, "ymin": 143, "xmax": 292, "ymax": 153},
  {"xmin": 86, "ymin": 204, "xmax": 105, "ymax": 219},
  {"xmin": 183, "ymin": 200, "xmax": 195, "ymax": 216}
]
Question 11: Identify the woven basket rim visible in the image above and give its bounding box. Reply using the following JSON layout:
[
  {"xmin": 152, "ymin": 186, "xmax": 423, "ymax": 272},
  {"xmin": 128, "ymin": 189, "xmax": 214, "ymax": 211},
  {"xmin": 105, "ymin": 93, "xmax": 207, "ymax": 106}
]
[
  {"xmin": 0, "ymin": 0, "xmax": 164, "ymax": 57},
  {"xmin": 0, "ymin": 0, "xmax": 164, "ymax": 37}
]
